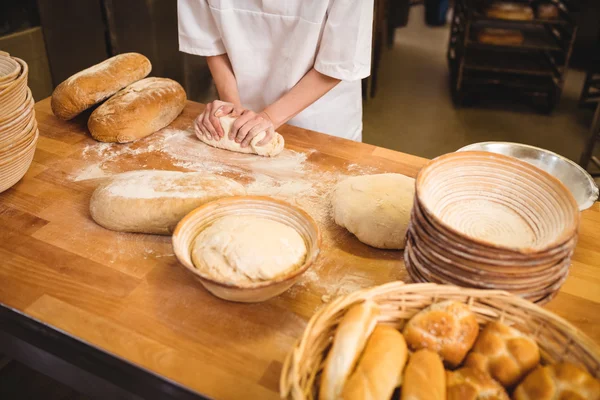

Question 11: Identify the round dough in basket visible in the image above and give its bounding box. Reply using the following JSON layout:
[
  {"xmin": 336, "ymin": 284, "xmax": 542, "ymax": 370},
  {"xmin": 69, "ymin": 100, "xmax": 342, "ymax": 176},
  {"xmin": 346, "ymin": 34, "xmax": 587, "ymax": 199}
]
[
  {"xmin": 332, "ymin": 173, "xmax": 415, "ymax": 249},
  {"xmin": 191, "ymin": 216, "xmax": 307, "ymax": 284}
]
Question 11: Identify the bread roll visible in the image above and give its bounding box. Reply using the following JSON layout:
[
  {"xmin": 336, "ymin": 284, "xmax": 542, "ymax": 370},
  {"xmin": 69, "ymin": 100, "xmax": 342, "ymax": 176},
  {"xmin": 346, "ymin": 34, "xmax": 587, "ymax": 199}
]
[
  {"xmin": 464, "ymin": 321, "xmax": 540, "ymax": 388},
  {"xmin": 403, "ymin": 300, "xmax": 479, "ymax": 367},
  {"xmin": 89, "ymin": 170, "xmax": 245, "ymax": 234},
  {"xmin": 513, "ymin": 363, "xmax": 600, "ymax": 400},
  {"xmin": 319, "ymin": 301, "xmax": 379, "ymax": 400},
  {"xmin": 446, "ymin": 367, "xmax": 509, "ymax": 400},
  {"xmin": 51, "ymin": 53, "xmax": 151, "ymax": 120},
  {"xmin": 477, "ymin": 28, "xmax": 524, "ymax": 46},
  {"xmin": 401, "ymin": 350, "xmax": 445, "ymax": 400},
  {"xmin": 88, "ymin": 77, "xmax": 186, "ymax": 143},
  {"xmin": 341, "ymin": 325, "xmax": 408, "ymax": 400}
]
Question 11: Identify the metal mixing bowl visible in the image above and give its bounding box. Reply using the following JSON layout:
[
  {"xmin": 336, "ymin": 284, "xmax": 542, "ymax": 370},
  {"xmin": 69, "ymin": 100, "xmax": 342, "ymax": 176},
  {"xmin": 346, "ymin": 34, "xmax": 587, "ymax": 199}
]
[{"xmin": 457, "ymin": 142, "xmax": 599, "ymax": 211}]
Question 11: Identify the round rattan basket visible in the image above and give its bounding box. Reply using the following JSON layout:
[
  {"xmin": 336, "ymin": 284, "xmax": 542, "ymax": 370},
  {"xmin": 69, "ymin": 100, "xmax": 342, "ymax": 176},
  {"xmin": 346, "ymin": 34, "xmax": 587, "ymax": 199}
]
[{"xmin": 279, "ymin": 281, "xmax": 600, "ymax": 400}]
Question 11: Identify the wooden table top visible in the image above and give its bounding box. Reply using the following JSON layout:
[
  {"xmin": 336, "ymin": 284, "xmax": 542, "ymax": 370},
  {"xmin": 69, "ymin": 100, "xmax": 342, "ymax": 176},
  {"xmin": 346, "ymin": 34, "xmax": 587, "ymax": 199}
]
[{"xmin": 1, "ymin": 98, "xmax": 599, "ymax": 399}]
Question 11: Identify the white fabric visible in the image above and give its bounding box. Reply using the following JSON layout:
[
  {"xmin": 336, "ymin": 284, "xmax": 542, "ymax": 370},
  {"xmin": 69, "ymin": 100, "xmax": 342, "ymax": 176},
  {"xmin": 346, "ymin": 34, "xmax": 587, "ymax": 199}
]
[{"xmin": 178, "ymin": 0, "xmax": 374, "ymax": 142}]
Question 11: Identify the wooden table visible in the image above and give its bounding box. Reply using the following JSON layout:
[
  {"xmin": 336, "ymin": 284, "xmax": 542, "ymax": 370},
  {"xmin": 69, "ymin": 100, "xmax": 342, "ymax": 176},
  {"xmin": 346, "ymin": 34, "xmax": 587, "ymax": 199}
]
[{"xmin": 1, "ymin": 99, "xmax": 599, "ymax": 399}]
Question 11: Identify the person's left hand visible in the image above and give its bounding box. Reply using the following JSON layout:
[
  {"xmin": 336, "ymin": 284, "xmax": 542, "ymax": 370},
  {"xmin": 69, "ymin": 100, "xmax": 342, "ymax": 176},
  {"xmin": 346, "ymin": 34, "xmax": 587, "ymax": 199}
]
[{"xmin": 229, "ymin": 110, "xmax": 275, "ymax": 148}]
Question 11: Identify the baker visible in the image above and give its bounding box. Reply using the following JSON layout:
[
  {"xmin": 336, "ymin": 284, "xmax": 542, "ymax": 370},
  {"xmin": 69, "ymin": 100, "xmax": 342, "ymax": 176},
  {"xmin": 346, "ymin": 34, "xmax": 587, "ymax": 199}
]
[{"xmin": 177, "ymin": 0, "xmax": 374, "ymax": 148}]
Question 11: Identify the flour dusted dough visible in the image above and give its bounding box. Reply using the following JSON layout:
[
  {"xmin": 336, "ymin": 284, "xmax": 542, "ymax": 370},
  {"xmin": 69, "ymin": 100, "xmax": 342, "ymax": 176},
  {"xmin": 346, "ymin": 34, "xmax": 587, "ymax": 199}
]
[
  {"xmin": 332, "ymin": 173, "xmax": 415, "ymax": 249},
  {"xmin": 191, "ymin": 216, "xmax": 307, "ymax": 284},
  {"xmin": 197, "ymin": 116, "xmax": 285, "ymax": 157},
  {"xmin": 90, "ymin": 170, "xmax": 245, "ymax": 234}
]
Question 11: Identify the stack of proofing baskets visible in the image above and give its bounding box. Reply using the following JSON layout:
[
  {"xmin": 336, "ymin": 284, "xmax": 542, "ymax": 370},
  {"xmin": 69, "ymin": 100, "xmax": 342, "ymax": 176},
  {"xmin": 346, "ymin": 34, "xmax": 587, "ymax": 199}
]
[
  {"xmin": 0, "ymin": 51, "xmax": 37, "ymax": 193},
  {"xmin": 405, "ymin": 151, "xmax": 580, "ymax": 304}
]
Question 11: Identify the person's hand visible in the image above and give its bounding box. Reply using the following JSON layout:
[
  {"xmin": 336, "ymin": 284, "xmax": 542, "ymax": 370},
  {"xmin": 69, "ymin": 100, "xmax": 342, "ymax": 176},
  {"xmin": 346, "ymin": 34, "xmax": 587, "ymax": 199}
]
[
  {"xmin": 194, "ymin": 100, "xmax": 243, "ymax": 141},
  {"xmin": 229, "ymin": 110, "xmax": 275, "ymax": 148}
]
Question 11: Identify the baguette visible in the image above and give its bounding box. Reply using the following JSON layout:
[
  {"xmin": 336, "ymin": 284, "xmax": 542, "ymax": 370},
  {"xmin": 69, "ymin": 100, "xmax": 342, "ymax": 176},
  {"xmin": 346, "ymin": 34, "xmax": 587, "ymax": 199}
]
[
  {"xmin": 477, "ymin": 28, "xmax": 524, "ymax": 46},
  {"xmin": 341, "ymin": 325, "xmax": 408, "ymax": 400},
  {"xmin": 88, "ymin": 77, "xmax": 186, "ymax": 143},
  {"xmin": 401, "ymin": 350, "xmax": 446, "ymax": 400},
  {"xmin": 319, "ymin": 301, "xmax": 379, "ymax": 400},
  {"xmin": 51, "ymin": 53, "xmax": 151, "ymax": 120}
]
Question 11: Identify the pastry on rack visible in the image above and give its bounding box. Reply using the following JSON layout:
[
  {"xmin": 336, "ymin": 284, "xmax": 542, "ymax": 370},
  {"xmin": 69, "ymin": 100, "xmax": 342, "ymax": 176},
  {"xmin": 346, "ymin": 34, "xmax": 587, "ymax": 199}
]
[
  {"xmin": 446, "ymin": 366, "xmax": 509, "ymax": 400},
  {"xmin": 485, "ymin": 2, "xmax": 535, "ymax": 21},
  {"xmin": 538, "ymin": 3, "xmax": 560, "ymax": 19},
  {"xmin": 513, "ymin": 362, "xmax": 600, "ymax": 400},
  {"xmin": 477, "ymin": 28, "xmax": 525, "ymax": 46},
  {"xmin": 403, "ymin": 300, "xmax": 479, "ymax": 367},
  {"xmin": 464, "ymin": 321, "xmax": 540, "ymax": 388}
]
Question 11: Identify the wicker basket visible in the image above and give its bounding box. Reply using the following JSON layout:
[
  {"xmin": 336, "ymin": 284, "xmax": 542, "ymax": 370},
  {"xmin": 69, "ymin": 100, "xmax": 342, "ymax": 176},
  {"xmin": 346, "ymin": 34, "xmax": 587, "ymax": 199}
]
[{"xmin": 280, "ymin": 281, "xmax": 600, "ymax": 400}]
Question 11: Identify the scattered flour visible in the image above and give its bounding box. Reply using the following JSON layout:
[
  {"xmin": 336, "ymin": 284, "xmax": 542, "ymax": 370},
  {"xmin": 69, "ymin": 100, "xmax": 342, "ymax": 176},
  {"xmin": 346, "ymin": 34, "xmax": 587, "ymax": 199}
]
[{"xmin": 71, "ymin": 126, "xmax": 389, "ymax": 299}]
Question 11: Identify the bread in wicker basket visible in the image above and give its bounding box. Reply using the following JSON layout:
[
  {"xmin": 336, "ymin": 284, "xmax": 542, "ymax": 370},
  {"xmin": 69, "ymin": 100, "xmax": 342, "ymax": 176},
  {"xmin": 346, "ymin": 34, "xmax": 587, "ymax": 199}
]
[{"xmin": 279, "ymin": 282, "xmax": 600, "ymax": 399}]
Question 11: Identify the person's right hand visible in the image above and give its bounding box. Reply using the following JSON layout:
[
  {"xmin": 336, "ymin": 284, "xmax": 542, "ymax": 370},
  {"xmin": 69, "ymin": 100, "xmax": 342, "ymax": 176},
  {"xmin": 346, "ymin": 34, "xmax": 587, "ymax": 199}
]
[{"xmin": 194, "ymin": 100, "xmax": 244, "ymax": 141}]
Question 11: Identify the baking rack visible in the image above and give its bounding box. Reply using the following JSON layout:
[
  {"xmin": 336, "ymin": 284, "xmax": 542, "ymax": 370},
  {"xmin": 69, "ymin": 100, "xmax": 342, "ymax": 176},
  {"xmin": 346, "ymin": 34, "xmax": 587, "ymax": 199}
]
[{"xmin": 448, "ymin": 0, "xmax": 579, "ymax": 113}]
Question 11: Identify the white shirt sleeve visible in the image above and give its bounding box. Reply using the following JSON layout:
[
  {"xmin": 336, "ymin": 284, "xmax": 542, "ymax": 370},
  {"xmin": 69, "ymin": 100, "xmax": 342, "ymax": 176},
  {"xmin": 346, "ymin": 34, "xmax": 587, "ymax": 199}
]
[
  {"xmin": 178, "ymin": 0, "xmax": 226, "ymax": 56},
  {"xmin": 314, "ymin": 0, "xmax": 374, "ymax": 81}
]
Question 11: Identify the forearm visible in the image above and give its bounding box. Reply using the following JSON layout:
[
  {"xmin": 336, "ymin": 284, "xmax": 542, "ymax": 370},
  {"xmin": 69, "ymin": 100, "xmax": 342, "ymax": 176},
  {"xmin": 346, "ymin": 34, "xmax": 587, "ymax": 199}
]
[
  {"xmin": 263, "ymin": 68, "xmax": 341, "ymax": 129},
  {"xmin": 206, "ymin": 54, "xmax": 242, "ymax": 107}
]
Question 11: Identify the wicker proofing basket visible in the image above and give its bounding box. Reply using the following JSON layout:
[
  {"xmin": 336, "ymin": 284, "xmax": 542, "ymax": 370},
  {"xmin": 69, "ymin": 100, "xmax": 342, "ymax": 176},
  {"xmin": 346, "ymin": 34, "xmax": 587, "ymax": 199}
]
[{"xmin": 280, "ymin": 281, "xmax": 600, "ymax": 400}]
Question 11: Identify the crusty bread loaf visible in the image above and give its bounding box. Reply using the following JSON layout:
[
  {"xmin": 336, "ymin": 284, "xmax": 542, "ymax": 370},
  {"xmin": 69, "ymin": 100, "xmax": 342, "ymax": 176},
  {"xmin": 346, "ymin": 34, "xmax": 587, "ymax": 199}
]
[
  {"xmin": 485, "ymin": 2, "xmax": 534, "ymax": 21},
  {"xmin": 88, "ymin": 77, "xmax": 186, "ymax": 143},
  {"xmin": 401, "ymin": 350, "xmax": 446, "ymax": 400},
  {"xmin": 89, "ymin": 170, "xmax": 245, "ymax": 234},
  {"xmin": 513, "ymin": 363, "xmax": 600, "ymax": 400},
  {"xmin": 464, "ymin": 321, "xmax": 540, "ymax": 388},
  {"xmin": 51, "ymin": 53, "xmax": 151, "ymax": 120},
  {"xmin": 446, "ymin": 367, "xmax": 509, "ymax": 400},
  {"xmin": 403, "ymin": 300, "xmax": 479, "ymax": 367},
  {"xmin": 477, "ymin": 28, "xmax": 524, "ymax": 46},
  {"xmin": 341, "ymin": 325, "xmax": 407, "ymax": 400},
  {"xmin": 319, "ymin": 301, "xmax": 379, "ymax": 400}
]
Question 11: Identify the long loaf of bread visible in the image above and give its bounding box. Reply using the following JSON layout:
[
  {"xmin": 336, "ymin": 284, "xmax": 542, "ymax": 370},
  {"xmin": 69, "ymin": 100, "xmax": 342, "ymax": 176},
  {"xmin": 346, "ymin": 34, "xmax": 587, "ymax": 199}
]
[
  {"xmin": 51, "ymin": 53, "xmax": 151, "ymax": 120},
  {"xmin": 341, "ymin": 325, "xmax": 408, "ymax": 400},
  {"xmin": 319, "ymin": 301, "xmax": 379, "ymax": 400},
  {"xmin": 401, "ymin": 350, "xmax": 446, "ymax": 400},
  {"xmin": 88, "ymin": 77, "xmax": 187, "ymax": 143}
]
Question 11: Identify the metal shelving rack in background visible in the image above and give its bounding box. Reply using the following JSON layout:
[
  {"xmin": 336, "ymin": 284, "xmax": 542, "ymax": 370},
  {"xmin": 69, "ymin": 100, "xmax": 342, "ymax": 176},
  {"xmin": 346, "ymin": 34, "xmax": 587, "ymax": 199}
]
[{"xmin": 448, "ymin": 0, "xmax": 579, "ymax": 113}]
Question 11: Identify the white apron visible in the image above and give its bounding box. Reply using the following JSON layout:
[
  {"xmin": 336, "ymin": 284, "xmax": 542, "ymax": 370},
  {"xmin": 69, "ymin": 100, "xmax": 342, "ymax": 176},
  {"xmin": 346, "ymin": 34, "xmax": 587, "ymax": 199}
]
[{"xmin": 178, "ymin": 0, "xmax": 374, "ymax": 141}]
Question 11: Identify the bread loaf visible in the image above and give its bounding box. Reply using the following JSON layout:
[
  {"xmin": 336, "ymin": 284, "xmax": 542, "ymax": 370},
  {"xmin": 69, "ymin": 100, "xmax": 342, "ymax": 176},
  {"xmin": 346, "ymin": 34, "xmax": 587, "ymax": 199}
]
[
  {"xmin": 485, "ymin": 2, "xmax": 534, "ymax": 21},
  {"xmin": 51, "ymin": 53, "xmax": 151, "ymax": 120},
  {"xmin": 319, "ymin": 301, "xmax": 379, "ymax": 400},
  {"xmin": 446, "ymin": 367, "xmax": 509, "ymax": 400},
  {"xmin": 89, "ymin": 170, "xmax": 245, "ymax": 234},
  {"xmin": 401, "ymin": 350, "xmax": 446, "ymax": 400},
  {"xmin": 477, "ymin": 28, "xmax": 524, "ymax": 46},
  {"xmin": 341, "ymin": 325, "xmax": 408, "ymax": 400},
  {"xmin": 538, "ymin": 4, "xmax": 559, "ymax": 19},
  {"xmin": 513, "ymin": 363, "xmax": 600, "ymax": 400},
  {"xmin": 464, "ymin": 321, "xmax": 540, "ymax": 388},
  {"xmin": 88, "ymin": 77, "xmax": 186, "ymax": 143},
  {"xmin": 403, "ymin": 300, "xmax": 479, "ymax": 367}
]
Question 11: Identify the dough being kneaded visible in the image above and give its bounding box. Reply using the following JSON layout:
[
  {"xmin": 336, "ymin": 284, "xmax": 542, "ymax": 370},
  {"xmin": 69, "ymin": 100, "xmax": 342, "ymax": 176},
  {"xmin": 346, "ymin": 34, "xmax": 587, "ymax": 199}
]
[
  {"xmin": 196, "ymin": 116, "xmax": 284, "ymax": 157},
  {"xmin": 332, "ymin": 173, "xmax": 415, "ymax": 249},
  {"xmin": 191, "ymin": 216, "xmax": 307, "ymax": 284}
]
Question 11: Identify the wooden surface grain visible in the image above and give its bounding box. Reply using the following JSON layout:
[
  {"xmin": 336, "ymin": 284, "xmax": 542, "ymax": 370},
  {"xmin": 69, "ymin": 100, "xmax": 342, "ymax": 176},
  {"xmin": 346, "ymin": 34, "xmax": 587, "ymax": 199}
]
[{"xmin": 0, "ymin": 98, "xmax": 599, "ymax": 399}]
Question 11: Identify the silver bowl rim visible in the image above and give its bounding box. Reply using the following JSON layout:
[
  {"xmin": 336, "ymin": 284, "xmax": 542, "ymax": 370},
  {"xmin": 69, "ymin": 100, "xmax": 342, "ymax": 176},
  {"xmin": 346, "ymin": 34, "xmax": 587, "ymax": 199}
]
[{"xmin": 457, "ymin": 141, "xmax": 599, "ymax": 211}]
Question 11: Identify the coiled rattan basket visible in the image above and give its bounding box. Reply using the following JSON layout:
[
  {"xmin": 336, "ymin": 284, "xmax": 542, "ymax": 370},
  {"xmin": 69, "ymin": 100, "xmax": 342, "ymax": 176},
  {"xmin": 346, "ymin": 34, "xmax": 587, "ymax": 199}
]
[{"xmin": 280, "ymin": 281, "xmax": 600, "ymax": 400}]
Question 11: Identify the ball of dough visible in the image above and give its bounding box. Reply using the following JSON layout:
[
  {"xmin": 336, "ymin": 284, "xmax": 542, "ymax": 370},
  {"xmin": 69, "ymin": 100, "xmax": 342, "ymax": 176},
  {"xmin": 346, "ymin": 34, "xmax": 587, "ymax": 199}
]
[
  {"xmin": 191, "ymin": 216, "xmax": 307, "ymax": 285},
  {"xmin": 332, "ymin": 173, "xmax": 415, "ymax": 249}
]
